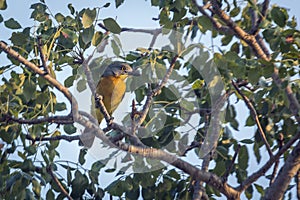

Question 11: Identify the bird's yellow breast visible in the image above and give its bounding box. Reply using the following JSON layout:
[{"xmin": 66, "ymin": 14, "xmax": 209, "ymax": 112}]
[{"xmin": 93, "ymin": 75, "xmax": 127, "ymax": 123}]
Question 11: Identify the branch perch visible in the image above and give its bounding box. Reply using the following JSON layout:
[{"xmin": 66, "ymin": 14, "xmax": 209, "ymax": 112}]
[{"xmin": 232, "ymin": 80, "xmax": 273, "ymax": 157}]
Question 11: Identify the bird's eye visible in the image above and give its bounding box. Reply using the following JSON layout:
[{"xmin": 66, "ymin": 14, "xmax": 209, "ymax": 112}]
[{"xmin": 121, "ymin": 66, "xmax": 126, "ymax": 71}]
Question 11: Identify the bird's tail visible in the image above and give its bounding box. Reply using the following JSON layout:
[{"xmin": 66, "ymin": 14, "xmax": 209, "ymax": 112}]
[{"xmin": 79, "ymin": 96, "xmax": 103, "ymax": 148}]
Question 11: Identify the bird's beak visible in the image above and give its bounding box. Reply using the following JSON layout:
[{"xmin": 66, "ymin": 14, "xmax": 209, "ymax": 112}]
[{"xmin": 127, "ymin": 69, "xmax": 141, "ymax": 76}]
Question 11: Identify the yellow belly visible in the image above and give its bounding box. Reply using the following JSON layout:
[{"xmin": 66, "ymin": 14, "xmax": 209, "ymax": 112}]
[{"xmin": 92, "ymin": 76, "xmax": 127, "ymax": 124}]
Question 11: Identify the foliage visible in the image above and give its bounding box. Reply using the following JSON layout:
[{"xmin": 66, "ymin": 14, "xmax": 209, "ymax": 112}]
[{"xmin": 0, "ymin": 0, "xmax": 299, "ymax": 199}]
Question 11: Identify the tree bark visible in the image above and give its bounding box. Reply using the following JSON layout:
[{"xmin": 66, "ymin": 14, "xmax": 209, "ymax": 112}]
[{"xmin": 264, "ymin": 141, "xmax": 300, "ymax": 200}]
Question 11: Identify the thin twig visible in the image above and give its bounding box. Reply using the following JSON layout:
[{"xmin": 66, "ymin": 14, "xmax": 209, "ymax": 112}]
[
  {"xmin": 0, "ymin": 41, "xmax": 79, "ymax": 118},
  {"xmin": 26, "ymin": 134, "xmax": 80, "ymax": 142},
  {"xmin": 270, "ymin": 133, "xmax": 284, "ymax": 185},
  {"xmin": 136, "ymin": 54, "xmax": 179, "ymax": 126},
  {"xmin": 94, "ymin": 94, "xmax": 113, "ymax": 124},
  {"xmin": 82, "ymin": 54, "xmax": 96, "ymax": 93},
  {"xmin": 232, "ymin": 80, "xmax": 273, "ymax": 158},
  {"xmin": 249, "ymin": 0, "xmax": 270, "ymax": 35},
  {"xmin": 238, "ymin": 131, "xmax": 300, "ymax": 192},
  {"xmin": 37, "ymin": 36, "xmax": 50, "ymax": 75},
  {"xmin": 1, "ymin": 113, "xmax": 73, "ymax": 125},
  {"xmin": 222, "ymin": 144, "xmax": 241, "ymax": 182},
  {"xmin": 296, "ymin": 170, "xmax": 300, "ymax": 199},
  {"xmin": 47, "ymin": 166, "xmax": 73, "ymax": 200},
  {"xmin": 180, "ymin": 141, "xmax": 202, "ymax": 156}
]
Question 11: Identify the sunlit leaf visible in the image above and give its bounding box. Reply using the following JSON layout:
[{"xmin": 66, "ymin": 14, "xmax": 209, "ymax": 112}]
[
  {"xmin": 0, "ymin": 0, "xmax": 7, "ymax": 10},
  {"xmin": 82, "ymin": 8, "xmax": 96, "ymax": 28}
]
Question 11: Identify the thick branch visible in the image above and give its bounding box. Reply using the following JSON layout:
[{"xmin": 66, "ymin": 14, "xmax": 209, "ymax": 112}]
[
  {"xmin": 208, "ymin": 1, "xmax": 300, "ymax": 123},
  {"xmin": 192, "ymin": 0, "xmax": 233, "ymax": 34},
  {"xmin": 264, "ymin": 141, "xmax": 300, "ymax": 200},
  {"xmin": 115, "ymin": 141, "xmax": 240, "ymax": 199}
]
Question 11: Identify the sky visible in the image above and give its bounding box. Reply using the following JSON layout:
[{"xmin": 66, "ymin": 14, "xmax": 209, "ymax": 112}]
[{"xmin": 1, "ymin": 0, "xmax": 300, "ymax": 199}]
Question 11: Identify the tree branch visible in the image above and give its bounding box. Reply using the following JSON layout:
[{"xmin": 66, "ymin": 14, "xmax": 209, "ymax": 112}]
[
  {"xmin": 0, "ymin": 41, "xmax": 79, "ymax": 119},
  {"xmin": 270, "ymin": 133, "xmax": 284, "ymax": 185},
  {"xmin": 207, "ymin": 1, "xmax": 300, "ymax": 124},
  {"xmin": 47, "ymin": 166, "xmax": 73, "ymax": 200},
  {"xmin": 26, "ymin": 134, "xmax": 80, "ymax": 143},
  {"xmin": 296, "ymin": 170, "xmax": 300, "ymax": 199},
  {"xmin": 249, "ymin": 0, "xmax": 270, "ymax": 35},
  {"xmin": 238, "ymin": 132, "xmax": 300, "ymax": 192},
  {"xmin": 37, "ymin": 36, "xmax": 50, "ymax": 75},
  {"xmin": 0, "ymin": 113, "xmax": 73, "ymax": 125},
  {"xmin": 223, "ymin": 144, "xmax": 241, "ymax": 182},
  {"xmin": 232, "ymin": 80, "xmax": 273, "ymax": 157},
  {"xmin": 135, "ymin": 54, "xmax": 179, "ymax": 126},
  {"xmin": 115, "ymin": 141, "xmax": 241, "ymax": 199},
  {"xmin": 192, "ymin": 0, "xmax": 233, "ymax": 35},
  {"xmin": 264, "ymin": 140, "xmax": 300, "ymax": 200}
]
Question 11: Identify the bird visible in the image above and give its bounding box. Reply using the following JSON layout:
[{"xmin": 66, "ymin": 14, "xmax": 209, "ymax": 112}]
[{"xmin": 81, "ymin": 61, "xmax": 139, "ymax": 148}]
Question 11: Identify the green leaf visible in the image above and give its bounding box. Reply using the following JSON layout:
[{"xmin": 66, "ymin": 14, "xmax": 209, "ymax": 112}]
[
  {"xmin": 214, "ymin": 160, "xmax": 226, "ymax": 176},
  {"xmin": 54, "ymin": 102, "xmax": 66, "ymax": 111},
  {"xmin": 49, "ymin": 131, "xmax": 60, "ymax": 150},
  {"xmin": 64, "ymin": 75, "xmax": 75, "ymax": 87},
  {"xmin": 238, "ymin": 145, "xmax": 249, "ymax": 170},
  {"xmin": 103, "ymin": 2, "xmax": 111, "ymax": 8},
  {"xmin": 271, "ymin": 6, "xmax": 288, "ymax": 27},
  {"xmin": 55, "ymin": 13, "xmax": 64, "ymax": 23},
  {"xmin": 180, "ymin": 99, "xmax": 194, "ymax": 112},
  {"xmin": 230, "ymin": 7, "xmax": 240, "ymax": 17},
  {"xmin": 254, "ymin": 184, "xmax": 265, "ymax": 195},
  {"xmin": 68, "ymin": 3, "xmax": 75, "ymax": 15},
  {"xmin": 115, "ymin": 0, "xmax": 124, "ymax": 8},
  {"xmin": 23, "ymin": 79, "xmax": 36, "ymax": 102},
  {"xmin": 248, "ymin": 67, "xmax": 260, "ymax": 84},
  {"xmin": 82, "ymin": 8, "xmax": 96, "ymax": 28},
  {"xmin": 92, "ymin": 31, "xmax": 103, "ymax": 46},
  {"xmin": 4, "ymin": 18, "xmax": 21, "ymax": 29},
  {"xmin": 76, "ymin": 79, "xmax": 87, "ymax": 92},
  {"xmin": 30, "ymin": 3, "xmax": 49, "ymax": 22},
  {"xmin": 103, "ymin": 17, "xmax": 122, "ymax": 34},
  {"xmin": 46, "ymin": 190, "xmax": 55, "ymax": 200},
  {"xmin": 0, "ymin": 14, "xmax": 3, "ymax": 23},
  {"xmin": 32, "ymin": 179, "xmax": 41, "ymax": 197},
  {"xmin": 91, "ymin": 160, "xmax": 105, "ymax": 172},
  {"xmin": 240, "ymin": 139, "xmax": 254, "ymax": 144},
  {"xmin": 71, "ymin": 170, "xmax": 89, "ymax": 198},
  {"xmin": 63, "ymin": 124, "xmax": 77, "ymax": 135},
  {"xmin": 10, "ymin": 32, "xmax": 28, "ymax": 46},
  {"xmin": 111, "ymin": 39, "xmax": 120, "ymax": 56},
  {"xmin": 81, "ymin": 26, "xmax": 94, "ymax": 45},
  {"xmin": 79, "ymin": 149, "xmax": 87, "ymax": 165},
  {"xmin": 0, "ymin": 0, "xmax": 7, "ymax": 10},
  {"xmin": 221, "ymin": 35, "xmax": 233, "ymax": 46}
]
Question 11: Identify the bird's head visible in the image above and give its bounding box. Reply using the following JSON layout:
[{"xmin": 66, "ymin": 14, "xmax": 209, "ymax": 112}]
[{"xmin": 102, "ymin": 62, "xmax": 140, "ymax": 79}]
